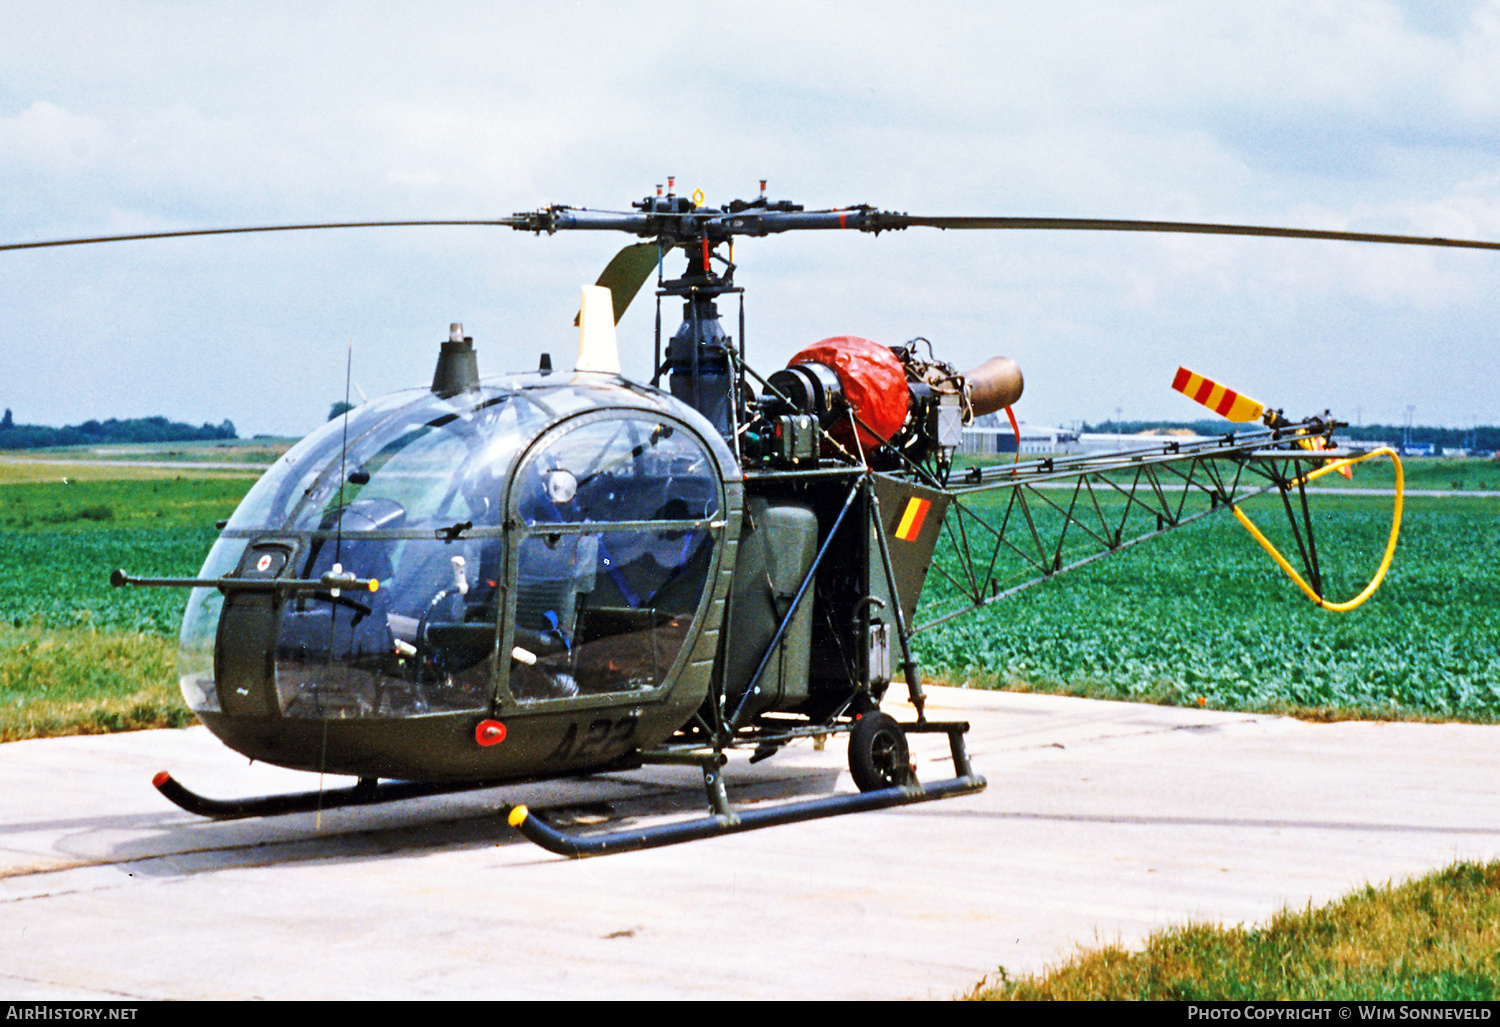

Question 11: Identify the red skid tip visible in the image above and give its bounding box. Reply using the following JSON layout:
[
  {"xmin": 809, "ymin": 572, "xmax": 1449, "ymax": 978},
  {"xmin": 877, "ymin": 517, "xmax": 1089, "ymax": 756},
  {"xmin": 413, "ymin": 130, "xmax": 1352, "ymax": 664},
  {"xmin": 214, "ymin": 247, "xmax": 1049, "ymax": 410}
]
[{"xmin": 152, "ymin": 771, "xmax": 170, "ymax": 787}]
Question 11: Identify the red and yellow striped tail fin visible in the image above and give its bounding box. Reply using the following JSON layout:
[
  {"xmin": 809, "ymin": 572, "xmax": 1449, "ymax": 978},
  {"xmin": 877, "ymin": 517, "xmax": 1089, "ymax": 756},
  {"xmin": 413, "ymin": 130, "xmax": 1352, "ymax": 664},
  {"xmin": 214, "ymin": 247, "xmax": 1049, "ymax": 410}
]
[{"xmin": 1171, "ymin": 367, "xmax": 1266, "ymax": 423}]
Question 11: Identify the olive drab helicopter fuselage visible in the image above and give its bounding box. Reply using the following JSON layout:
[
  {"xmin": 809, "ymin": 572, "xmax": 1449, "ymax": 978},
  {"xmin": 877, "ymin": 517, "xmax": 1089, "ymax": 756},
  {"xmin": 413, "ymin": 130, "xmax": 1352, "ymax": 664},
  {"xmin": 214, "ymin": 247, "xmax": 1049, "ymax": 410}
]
[{"xmin": 15, "ymin": 181, "xmax": 1491, "ymax": 856}]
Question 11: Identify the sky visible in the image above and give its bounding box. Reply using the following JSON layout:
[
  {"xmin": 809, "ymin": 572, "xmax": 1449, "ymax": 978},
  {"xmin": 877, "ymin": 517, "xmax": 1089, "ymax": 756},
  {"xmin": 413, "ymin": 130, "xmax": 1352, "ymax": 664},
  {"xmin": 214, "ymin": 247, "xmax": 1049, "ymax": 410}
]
[{"xmin": 3, "ymin": 1, "xmax": 1499, "ymax": 437}]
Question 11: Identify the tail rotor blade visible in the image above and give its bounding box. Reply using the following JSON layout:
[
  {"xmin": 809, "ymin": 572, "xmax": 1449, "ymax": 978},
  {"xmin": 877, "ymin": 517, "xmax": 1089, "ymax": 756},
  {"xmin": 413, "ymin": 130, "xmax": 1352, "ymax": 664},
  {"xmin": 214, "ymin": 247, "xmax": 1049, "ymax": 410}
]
[{"xmin": 1171, "ymin": 367, "xmax": 1265, "ymax": 423}]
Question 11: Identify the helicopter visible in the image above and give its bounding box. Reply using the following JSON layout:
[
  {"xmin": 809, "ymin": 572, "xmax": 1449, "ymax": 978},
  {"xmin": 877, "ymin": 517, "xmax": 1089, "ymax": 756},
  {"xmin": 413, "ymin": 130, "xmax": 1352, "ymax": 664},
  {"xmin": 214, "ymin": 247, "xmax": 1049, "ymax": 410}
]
[{"xmin": 9, "ymin": 180, "xmax": 1497, "ymax": 857}]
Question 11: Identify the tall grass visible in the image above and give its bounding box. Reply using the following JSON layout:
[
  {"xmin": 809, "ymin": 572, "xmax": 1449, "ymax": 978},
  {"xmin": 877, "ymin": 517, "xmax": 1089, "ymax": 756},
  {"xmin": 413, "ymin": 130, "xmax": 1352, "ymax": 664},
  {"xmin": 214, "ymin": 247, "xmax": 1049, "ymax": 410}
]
[
  {"xmin": 971, "ymin": 861, "xmax": 1500, "ymax": 1001},
  {"xmin": 0, "ymin": 624, "xmax": 192, "ymax": 741}
]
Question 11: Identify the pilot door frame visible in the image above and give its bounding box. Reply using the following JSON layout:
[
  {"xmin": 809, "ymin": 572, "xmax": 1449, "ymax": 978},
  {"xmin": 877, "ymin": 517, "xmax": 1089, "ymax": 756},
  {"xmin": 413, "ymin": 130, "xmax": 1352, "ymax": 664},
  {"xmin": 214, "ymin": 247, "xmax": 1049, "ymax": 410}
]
[{"xmin": 492, "ymin": 406, "xmax": 733, "ymax": 718}]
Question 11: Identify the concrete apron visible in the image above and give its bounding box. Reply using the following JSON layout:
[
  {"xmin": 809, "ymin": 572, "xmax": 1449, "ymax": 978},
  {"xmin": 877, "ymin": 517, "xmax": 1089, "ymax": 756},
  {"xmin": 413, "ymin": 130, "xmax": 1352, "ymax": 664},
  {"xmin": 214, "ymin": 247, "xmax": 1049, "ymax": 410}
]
[{"xmin": 2, "ymin": 686, "xmax": 1497, "ymax": 1000}]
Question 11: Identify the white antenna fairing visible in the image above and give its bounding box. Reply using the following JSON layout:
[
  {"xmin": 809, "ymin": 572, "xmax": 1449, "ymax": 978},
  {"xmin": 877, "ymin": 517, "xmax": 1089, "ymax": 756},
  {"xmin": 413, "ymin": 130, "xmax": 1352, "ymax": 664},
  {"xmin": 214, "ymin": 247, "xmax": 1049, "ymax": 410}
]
[{"xmin": 576, "ymin": 285, "xmax": 621, "ymax": 375}]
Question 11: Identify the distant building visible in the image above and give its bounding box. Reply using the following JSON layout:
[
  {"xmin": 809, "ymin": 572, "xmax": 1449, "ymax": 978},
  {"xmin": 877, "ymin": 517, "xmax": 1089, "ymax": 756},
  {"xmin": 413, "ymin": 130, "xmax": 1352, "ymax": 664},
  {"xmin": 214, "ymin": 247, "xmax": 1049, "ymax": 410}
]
[
  {"xmin": 963, "ymin": 424, "xmax": 1480, "ymax": 460},
  {"xmin": 961, "ymin": 424, "xmax": 1081, "ymax": 455},
  {"xmin": 1074, "ymin": 431, "xmax": 1215, "ymax": 454},
  {"xmin": 1332, "ymin": 436, "xmax": 1397, "ymax": 454},
  {"xmin": 960, "ymin": 424, "xmax": 1232, "ymax": 456}
]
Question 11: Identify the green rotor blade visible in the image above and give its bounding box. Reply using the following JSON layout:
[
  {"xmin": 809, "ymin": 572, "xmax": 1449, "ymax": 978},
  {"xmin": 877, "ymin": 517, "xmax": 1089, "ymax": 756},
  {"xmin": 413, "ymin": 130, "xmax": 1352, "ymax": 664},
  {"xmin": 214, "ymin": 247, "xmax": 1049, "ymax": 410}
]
[{"xmin": 574, "ymin": 242, "xmax": 662, "ymax": 326}]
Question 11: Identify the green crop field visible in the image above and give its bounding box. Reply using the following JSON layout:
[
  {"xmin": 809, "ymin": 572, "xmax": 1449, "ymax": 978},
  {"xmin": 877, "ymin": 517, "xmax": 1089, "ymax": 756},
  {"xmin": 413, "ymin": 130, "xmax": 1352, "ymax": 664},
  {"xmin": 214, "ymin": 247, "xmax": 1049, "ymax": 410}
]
[
  {"xmin": 915, "ymin": 489, "xmax": 1500, "ymax": 719},
  {"xmin": 0, "ymin": 475, "xmax": 252, "ymax": 634},
  {"xmin": 0, "ymin": 469, "xmax": 254, "ymax": 739}
]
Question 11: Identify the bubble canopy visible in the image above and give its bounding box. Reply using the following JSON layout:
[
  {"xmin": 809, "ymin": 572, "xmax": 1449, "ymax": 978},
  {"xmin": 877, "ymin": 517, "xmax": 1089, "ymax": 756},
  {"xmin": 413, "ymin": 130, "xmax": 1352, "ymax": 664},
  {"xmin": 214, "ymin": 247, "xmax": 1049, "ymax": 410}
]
[{"xmin": 180, "ymin": 375, "xmax": 736, "ymax": 725}]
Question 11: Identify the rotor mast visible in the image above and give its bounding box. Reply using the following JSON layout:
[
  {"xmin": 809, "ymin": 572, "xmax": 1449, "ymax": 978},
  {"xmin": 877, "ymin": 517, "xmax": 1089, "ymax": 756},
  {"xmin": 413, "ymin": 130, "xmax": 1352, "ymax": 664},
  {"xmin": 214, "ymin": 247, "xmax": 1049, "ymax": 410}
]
[
  {"xmin": 513, "ymin": 179, "xmax": 843, "ymax": 436},
  {"xmin": 638, "ymin": 180, "xmax": 749, "ymax": 436}
]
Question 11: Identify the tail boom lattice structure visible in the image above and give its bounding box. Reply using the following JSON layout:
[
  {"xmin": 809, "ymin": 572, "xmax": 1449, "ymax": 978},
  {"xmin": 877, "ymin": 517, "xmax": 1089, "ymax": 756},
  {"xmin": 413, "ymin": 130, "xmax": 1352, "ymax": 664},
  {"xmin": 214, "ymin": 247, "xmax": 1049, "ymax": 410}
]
[{"xmin": 916, "ymin": 419, "xmax": 1345, "ymax": 632}]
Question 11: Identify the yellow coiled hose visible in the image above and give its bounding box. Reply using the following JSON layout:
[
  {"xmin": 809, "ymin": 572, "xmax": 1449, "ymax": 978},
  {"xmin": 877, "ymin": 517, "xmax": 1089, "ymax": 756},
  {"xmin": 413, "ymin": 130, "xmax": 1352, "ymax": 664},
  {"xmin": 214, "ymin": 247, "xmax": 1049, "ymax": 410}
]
[{"xmin": 1230, "ymin": 447, "xmax": 1403, "ymax": 613}]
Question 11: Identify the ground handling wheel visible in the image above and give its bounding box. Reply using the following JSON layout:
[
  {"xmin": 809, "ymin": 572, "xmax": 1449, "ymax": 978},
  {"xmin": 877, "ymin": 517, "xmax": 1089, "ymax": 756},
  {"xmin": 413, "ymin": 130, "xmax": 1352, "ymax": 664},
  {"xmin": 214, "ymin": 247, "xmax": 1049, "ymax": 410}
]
[{"xmin": 848, "ymin": 711, "xmax": 915, "ymax": 792}]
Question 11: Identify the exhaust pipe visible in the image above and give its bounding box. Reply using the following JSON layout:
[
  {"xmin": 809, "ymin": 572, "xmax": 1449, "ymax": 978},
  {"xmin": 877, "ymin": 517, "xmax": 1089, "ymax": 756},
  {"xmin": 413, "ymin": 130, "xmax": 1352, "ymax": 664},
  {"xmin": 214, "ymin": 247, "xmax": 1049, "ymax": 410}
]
[{"xmin": 963, "ymin": 356, "xmax": 1024, "ymax": 417}]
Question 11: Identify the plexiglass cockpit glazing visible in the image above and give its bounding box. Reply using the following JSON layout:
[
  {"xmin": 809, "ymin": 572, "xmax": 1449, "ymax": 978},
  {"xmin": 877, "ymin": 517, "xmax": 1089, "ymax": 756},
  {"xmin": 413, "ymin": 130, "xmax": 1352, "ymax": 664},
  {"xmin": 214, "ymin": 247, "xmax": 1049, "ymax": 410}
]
[
  {"xmin": 180, "ymin": 385, "xmax": 553, "ymax": 719},
  {"xmin": 507, "ymin": 414, "xmax": 721, "ymax": 704},
  {"xmin": 178, "ymin": 380, "xmax": 726, "ymax": 721},
  {"xmin": 271, "ymin": 389, "xmax": 557, "ymax": 718}
]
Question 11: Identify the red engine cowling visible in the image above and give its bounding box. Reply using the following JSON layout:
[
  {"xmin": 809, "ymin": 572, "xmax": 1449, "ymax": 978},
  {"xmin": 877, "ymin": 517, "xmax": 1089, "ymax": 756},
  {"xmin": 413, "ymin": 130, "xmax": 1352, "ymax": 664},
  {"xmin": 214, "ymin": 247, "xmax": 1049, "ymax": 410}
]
[{"xmin": 787, "ymin": 336, "xmax": 909, "ymax": 454}]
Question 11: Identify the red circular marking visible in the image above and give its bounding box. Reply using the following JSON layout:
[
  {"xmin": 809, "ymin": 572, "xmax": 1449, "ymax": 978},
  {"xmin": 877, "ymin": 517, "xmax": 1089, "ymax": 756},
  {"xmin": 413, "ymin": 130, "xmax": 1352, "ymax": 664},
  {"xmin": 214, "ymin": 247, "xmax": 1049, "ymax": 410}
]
[
  {"xmin": 475, "ymin": 720, "xmax": 507, "ymax": 747},
  {"xmin": 256, "ymin": 554, "xmax": 273, "ymax": 572}
]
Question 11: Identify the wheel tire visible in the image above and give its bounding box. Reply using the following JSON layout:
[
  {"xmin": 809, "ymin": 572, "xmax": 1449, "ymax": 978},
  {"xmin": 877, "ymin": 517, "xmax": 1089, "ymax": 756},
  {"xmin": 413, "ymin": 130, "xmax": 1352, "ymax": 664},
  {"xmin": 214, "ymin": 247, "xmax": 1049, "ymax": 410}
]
[{"xmin": 848, "ymin": 711, "xmax": 913, "ymax": 792}]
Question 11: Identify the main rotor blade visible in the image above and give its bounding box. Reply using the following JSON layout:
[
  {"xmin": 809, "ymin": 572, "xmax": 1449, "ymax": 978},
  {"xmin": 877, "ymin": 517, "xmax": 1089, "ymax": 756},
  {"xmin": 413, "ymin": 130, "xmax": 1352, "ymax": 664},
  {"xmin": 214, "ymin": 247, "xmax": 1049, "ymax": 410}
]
[
  {"xmin": 596, "ymin": 242, "xmax": 662, "ymax": 322},
  {"xmin": 0, "ymin": 219, "xmax": 527, "ymax": 253},
  {"xmin": 884, "ymin": 214, "xmax": 1500, "ymax": 252},
  {"xmin": 574, "ymin": 242, "xmax": 662, "ymax": 325},
  {"xmin": 12, "ymin": 207, "xmax": 1498, "ymax": 258}
]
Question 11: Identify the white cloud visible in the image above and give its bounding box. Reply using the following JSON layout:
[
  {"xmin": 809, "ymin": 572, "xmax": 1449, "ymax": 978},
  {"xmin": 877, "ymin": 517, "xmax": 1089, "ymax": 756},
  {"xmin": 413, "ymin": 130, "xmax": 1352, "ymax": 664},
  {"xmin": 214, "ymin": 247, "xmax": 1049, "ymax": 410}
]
[
  {"xmin": 0, "ymin": 100, "xmax": 110, "ymax": 172},
  {"xmin": 3, "ymin": 1, "xmax": 1500, "ymax": 432}
]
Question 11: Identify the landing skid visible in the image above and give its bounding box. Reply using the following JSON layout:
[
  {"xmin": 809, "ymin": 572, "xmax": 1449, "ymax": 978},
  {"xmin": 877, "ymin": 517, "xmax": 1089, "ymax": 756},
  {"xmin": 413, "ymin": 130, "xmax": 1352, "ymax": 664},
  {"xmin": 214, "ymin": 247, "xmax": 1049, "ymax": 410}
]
[
  {"xmin": 508, "ymin": 773, "xmax": 985, "ymax": 857},
  {"xmin": 507, "ymin": 719, "xmax": 986, "ymax": 858},
  {"xmin": 150, "ymin": 720, "xmax": 985, "ymax": 855},
  {"xmin": 151, "ymin": 771, "xmax": 507, "ymax": 819}
]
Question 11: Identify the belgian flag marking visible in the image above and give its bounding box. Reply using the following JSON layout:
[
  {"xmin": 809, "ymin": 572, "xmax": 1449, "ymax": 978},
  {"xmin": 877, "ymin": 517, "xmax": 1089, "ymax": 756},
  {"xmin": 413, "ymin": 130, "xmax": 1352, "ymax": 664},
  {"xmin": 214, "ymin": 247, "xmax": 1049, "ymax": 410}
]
[{"xmin": 894, "ymin": 497, "xmax": 932, "ymax": 542}]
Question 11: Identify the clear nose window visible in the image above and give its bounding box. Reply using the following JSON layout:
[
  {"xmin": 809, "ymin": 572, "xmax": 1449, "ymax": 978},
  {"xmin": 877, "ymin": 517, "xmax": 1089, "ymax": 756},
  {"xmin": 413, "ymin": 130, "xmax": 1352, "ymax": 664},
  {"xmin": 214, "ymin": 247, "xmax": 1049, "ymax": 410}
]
[
  {"xmin": 508, "ymin": 417, "xmax": 721, "ymax": 703},
  {"xmin": 189, "ymin": 383, "xmax": 727, "ymax": 720},
  {"xmin": 262, "ymin": 390, "xmax": 551, "ymax": 719},
  {"xmin": 290, "ymin": 394, "xmax": 548, "ymax": 532}
]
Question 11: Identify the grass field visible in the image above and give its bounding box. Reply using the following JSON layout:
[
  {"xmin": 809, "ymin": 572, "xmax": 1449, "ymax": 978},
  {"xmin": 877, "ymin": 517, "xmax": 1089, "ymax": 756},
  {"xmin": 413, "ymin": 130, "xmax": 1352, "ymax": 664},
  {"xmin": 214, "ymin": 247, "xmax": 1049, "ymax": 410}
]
[
  {"xmin": 0, "ymin": 463, "xmax": 253, "ymax": 739},
  {"xmin": 0, "ymin": 437, "xmax": 290, "ymax": 474},
  {"xmin": 970, "ymin": 860, "xmax": 1500, "ymax": 1001},
  {"xmin": 0, "ymin": 624, "xmax": 188, "ymax": 741},
  {"xmin": 1295, "ymin": 454, "xmax": 1500, "ymax": 493},
  {"xmin": 0, "ymin": 474, "xmax": 256, "ymax": 531},
  {"xmin": 0, "ymin": 476, "xmax": 249, "ymax": 635}
]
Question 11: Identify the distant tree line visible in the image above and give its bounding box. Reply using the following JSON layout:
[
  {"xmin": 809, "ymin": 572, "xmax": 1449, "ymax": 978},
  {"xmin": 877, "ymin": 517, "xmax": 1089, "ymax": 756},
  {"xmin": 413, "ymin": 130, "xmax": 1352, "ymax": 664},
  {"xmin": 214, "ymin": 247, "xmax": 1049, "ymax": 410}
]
[
  {"xmin": 0, "ymin": 410, "xmax": 237, "ymax": 449},
  {"xmin": 1081, "ymin": 419, "xmax": 1500, "ymax": 452}
]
